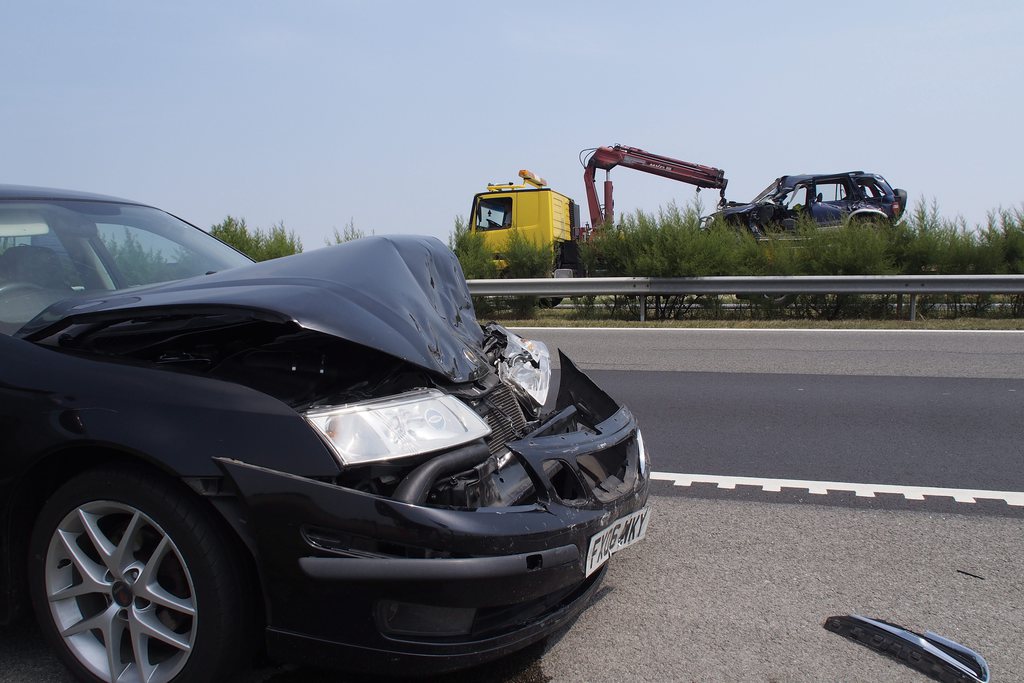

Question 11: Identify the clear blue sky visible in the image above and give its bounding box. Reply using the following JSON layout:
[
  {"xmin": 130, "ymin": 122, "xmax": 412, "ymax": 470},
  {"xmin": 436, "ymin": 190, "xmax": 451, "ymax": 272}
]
[{"xmin": 4, "ymin": 1, "xmax": 1021, "ymax": 248}]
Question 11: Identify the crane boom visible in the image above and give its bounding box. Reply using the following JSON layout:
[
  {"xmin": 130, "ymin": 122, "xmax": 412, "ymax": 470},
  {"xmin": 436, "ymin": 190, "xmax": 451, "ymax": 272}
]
[{"xmin": 583, "ymin": 145, "xmax": 727, "ymax": 227}]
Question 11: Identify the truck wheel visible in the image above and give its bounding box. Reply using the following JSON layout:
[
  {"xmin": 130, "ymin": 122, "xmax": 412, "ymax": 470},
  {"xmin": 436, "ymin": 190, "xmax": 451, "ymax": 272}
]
[{"xmin": 28, "ymin": 466, "xmax": 254, "ymax": 683}]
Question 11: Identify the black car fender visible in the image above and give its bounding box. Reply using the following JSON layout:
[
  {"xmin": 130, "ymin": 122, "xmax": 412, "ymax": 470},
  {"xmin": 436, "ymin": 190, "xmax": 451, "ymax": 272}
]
[
  {"xmin": 0, "ymin": 333, "xmax": 340, "ymax": 622},
  {"xmin": 0, "ymin": 334, "xmax": 340, "ymax": 480}
]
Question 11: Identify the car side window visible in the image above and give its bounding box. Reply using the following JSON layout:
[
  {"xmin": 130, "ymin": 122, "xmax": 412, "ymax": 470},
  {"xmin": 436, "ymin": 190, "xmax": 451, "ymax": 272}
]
[
  {"xmin": 858, "ymin": 180, "xmax": 883, "ymax": 199},
  {"xmin": 814, "ymin": 182, "xmax": 848, "ymax": 202},
  {"xmin": 783, "ymin": 186, "xmax": 809, "ymax": 210}
]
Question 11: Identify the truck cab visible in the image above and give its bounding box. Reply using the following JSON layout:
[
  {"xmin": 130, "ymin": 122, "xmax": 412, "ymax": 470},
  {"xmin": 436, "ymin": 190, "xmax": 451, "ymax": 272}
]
[{"xmin": 470, "ymin": 170, "xmax": 584, "ymax": 276}]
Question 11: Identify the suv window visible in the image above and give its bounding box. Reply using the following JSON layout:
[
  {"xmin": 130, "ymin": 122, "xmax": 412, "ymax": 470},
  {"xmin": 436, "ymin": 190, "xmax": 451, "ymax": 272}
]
[
  {"xmin": 783, "ymin": 185, "xmax": 809, "ymax": 210},
  {"xmin": 857, "ymin": 179, "xmax": 885, "ymax": 199},
  {"xmin": 814, "ymin": 181, "xmax": 849, "ymax": 202}
]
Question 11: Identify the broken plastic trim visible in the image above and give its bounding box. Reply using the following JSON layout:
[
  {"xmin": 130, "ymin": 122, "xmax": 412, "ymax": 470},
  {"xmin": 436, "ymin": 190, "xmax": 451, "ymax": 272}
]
[
  {"xmin": 554, "ymin": 351, "xmax": 618, "ymax": 427},
  {"xmin": 824, "ymin": 614, "xmax": 990, "ymax": 683}
]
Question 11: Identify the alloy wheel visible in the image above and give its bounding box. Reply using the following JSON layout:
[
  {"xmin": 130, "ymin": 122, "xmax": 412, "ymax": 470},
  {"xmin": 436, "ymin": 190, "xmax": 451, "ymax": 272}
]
[{"xmin": 43, "ymin": 500, "xmax": 197, "ymax": 683}]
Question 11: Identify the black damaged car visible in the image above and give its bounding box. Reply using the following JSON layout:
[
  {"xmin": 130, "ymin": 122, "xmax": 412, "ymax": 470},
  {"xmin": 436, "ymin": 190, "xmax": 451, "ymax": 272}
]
[
  {"xmin": 705, "ymin": 171, "xmax": 908, "ymax": 238},
  {"xmin": 0, "ymin": 186, "xmax": 650, "ymax": 682}
]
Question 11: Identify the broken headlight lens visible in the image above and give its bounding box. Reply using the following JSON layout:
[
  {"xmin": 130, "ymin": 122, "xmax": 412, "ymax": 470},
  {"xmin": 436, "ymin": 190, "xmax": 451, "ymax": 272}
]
[
  {"xmin": 498, "ymin": 331, "xmax": 551, "ymax": 409},
  {"xmin": 637, "ymin": 429, "xmax": 649, "ymax": 476},
  {"xmin": 304, "ymin": 389, "xmax": 491, "ymax": 466}
]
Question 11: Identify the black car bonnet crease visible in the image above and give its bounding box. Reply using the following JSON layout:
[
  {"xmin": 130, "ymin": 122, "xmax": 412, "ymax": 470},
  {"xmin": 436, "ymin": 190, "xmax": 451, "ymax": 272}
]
[{"xmin": 19, "ymin": 235, "xmax": 488, "ymax": 383}]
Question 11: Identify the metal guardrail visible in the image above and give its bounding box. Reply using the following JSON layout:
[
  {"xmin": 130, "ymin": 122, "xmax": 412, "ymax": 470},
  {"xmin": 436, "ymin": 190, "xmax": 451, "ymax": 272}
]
[{"xmin": 466, "ymin": 275, "xmax": 1024, "ymax": 321}]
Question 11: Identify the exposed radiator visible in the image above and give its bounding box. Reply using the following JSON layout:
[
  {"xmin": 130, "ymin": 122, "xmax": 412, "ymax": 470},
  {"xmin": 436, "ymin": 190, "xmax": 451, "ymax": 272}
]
[{"xmin": 483, "ymin": 383, "xmax": 527, "ymax": 456}]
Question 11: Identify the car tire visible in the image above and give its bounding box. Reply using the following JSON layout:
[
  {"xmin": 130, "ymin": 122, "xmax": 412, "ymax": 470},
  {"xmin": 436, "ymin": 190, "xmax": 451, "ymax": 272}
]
[{"xmin": 28, "ymin": 466, "xmax": 255, "ymax": 683}]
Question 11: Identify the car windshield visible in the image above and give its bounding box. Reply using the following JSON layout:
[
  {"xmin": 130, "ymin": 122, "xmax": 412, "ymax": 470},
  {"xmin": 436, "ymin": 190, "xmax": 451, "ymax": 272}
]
[
  {"xmin": 750, "ymin": 179, "xmax": 782, "ymax": 203},
  {"xmin": 0, "ymin": 199, "xmax": 252, "ymax": 333}
]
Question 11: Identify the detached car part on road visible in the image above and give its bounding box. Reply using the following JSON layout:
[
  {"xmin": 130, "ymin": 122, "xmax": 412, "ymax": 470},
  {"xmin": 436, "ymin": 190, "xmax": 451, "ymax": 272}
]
[
  {"xmin": 705, "ymin": 171, "xmax": 908, "ymax": 238},
  {"xmin": 825, "ymin": 615, "xmax": 990, "ymax": 683},
  {"xmin": 0, "ymin": 186, "xmax": 650, "ymax": 682}
]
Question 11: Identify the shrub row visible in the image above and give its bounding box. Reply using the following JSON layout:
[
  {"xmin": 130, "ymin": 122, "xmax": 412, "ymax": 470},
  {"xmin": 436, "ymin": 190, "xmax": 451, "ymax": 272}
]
[
  {"xmin": 449, "ymin": 201, "xmax": 1024, "ymax": 319},
  {"xmin": 583, "ymin": 200, "xmax": 1024, "ymax": 278},
  {"xmin": 209, "ymin": 216, "xmax": 303, "ymax": 261}
]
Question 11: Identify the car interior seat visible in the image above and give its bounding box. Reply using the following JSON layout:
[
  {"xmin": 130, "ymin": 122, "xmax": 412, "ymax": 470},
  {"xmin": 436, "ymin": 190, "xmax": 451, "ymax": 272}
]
[{"xmin": 0, "ymin": 245, "xmax": 68, "ymax": 289}]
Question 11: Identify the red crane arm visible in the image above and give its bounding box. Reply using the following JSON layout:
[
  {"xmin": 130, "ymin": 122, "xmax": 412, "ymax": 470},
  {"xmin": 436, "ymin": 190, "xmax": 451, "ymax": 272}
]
[{"xmin": 583, "ymin": 145, "xmax": 727, "ymax": 227}]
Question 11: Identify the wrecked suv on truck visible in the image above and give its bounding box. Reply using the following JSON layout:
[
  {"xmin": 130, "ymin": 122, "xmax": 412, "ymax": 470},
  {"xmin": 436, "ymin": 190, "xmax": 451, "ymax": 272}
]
[
  {"xmin": 0, "ymin": 186, "xmax": 650, "ymax": 682},
  {"xmin": 705, "ymin": 171, "xmax": 908, "ymax": 238}
]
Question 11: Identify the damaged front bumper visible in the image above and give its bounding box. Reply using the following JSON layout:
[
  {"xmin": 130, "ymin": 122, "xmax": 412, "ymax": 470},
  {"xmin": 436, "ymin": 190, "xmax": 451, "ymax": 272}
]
[{"xmin": 214, "ymin": 355, "xmax": 650, "ymax": 674}]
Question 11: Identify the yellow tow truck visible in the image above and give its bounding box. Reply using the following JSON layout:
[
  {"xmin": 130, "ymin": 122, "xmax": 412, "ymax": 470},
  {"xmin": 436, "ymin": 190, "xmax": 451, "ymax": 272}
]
[{"xmin": 469, "ymin": 146, "xmax": 727, "ymax": 277}]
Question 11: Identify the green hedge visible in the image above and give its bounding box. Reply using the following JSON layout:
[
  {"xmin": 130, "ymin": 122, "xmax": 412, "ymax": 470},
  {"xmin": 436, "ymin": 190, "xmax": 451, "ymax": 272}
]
[
  {"xmin": 583, "ymin": 200, "xmax": 1024, "ymax": 278},
  {"xmin": 451, "ymin": 202, "xmax": 1024, "ymax": 319},
  {"xmin": 209, "ymin": 216, "xmax": 303, "ymax": 262},
  {"xmin": 449, "ymin": 219, "xmax": 553, "ymax": 318}
]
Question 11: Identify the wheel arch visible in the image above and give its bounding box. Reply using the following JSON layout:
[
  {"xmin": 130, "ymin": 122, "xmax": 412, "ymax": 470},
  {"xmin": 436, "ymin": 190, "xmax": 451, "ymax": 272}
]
[
  {"xmin": 3, "ymin": 445, "xmax": 264, "ymax": 629},
  {"xmin": 847, "ymin": 208, "xmax": 890, "ymax": 223}
]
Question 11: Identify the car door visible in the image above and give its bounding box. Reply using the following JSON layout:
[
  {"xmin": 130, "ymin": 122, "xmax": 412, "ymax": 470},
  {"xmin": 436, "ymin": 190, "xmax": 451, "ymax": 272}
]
[{"xmin": 809, "ymin": 177, "xmax": 856, "ymax": 227}]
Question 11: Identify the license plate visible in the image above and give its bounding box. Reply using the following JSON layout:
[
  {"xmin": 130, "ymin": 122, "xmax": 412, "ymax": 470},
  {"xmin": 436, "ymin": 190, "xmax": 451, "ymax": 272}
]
[{"xmin": 584, "ymin": 506, "xmax": 650, "ymax": 577}]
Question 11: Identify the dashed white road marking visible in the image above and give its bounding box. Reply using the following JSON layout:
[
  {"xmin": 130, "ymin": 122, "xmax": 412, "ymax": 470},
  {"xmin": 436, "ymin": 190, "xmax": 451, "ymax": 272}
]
[{"xmin": 651, "ymin": 472, "xmax": 1024, "ymax": 507}]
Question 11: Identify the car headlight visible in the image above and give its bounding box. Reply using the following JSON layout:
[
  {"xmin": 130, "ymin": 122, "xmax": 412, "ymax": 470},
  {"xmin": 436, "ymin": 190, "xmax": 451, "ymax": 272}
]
[
  {"xmin": 304, "ymin": 389, "xmax": 491, "ymax": 466},
  {"xmin": 498, "ymin": 331, "xmax": 551, "ymax": 410}
]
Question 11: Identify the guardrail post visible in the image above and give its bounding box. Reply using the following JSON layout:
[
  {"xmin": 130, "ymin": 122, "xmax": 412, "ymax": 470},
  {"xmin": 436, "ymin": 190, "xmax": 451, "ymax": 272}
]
[
  {"xmin": 639, "ymin": 296, "xmax": 646, "ymax": 322},
  {"xmin": 909, "ymin": 294, "xmax": 917, "ymax": 321}
]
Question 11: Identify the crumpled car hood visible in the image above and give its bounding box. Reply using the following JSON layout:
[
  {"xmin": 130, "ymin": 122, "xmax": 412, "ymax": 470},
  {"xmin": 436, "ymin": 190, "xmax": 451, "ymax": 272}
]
[
  {"xmin": 20, "ymin": 236, "xmax": 489, "ymax": 383},
  {"xmin": 720, "ymin": 201, "xmax": 763, "ymax": 216}
]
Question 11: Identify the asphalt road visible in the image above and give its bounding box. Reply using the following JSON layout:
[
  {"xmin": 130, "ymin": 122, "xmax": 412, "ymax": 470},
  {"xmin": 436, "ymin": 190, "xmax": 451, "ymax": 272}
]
[
  {"xmin": 530, "ymin": 327, "xmax": 1024, "ymax": 494},
  {"xmin": 5, "ymin": 329, "xmax": 1022, "ymax": 682},
  {"xmin": 7, "ymin": 496, "xmax": 1020, "ymax": 683},
  {"xmin": 524, "ymin": 327, "xmax": 1024, "ymax": 379},
  {"xmin": 590, "ymin": 369, "xmax": 1023, "ymax": 492}
]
